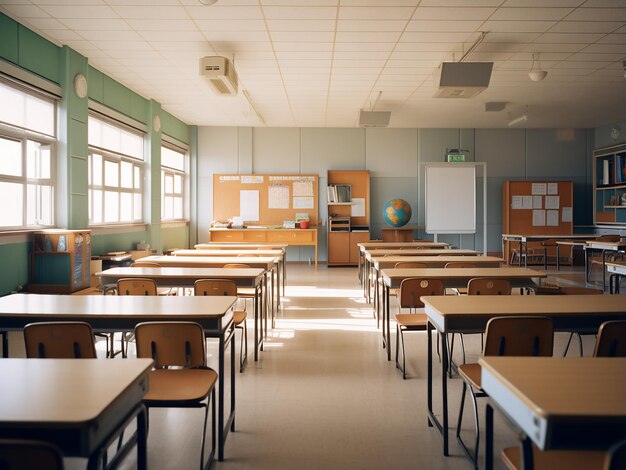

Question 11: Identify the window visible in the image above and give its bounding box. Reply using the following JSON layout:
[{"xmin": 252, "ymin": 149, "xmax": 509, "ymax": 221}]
[
  {"xmin": 161, "ymin": 143, "xmax": 187, "ymax": 221},
  {"xmin": 0, "ymin": 80, "xmax": 56, "ymax": 229},
  {"xmin": 88, "ymin": 115, "xmax": 144, "ymax": 225}
]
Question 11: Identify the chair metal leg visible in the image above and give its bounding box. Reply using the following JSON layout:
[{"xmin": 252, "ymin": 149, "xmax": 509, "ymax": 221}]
[
  {"xmin": 396, "ymin": 325, "xmax": 407, "ymax": 379},
  {"xmin": 200, "ymin": 389, "xmax": 216, "ymax": 470},
  {"xmin": 238, "ymin": 321, "xmax": 248, "ymax": 373},
  {"xmin": 563, "ymin": 332, "xmax": 584, "ymax": 356},
  {"xmin": 456, "ymin": 381, "xmax": 481, "ymax": 469}
]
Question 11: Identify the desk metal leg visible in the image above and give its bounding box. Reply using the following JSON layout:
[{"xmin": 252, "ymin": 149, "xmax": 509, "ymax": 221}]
[
  {"xmin": 521, "ymin": 435, "xmax": 534, "ymax": 470},
  {"xmin": 556, "ymin": 245, "xmax": 560, "ymax": 270},
  {"xmin": 585, "ymin": 247, "xmax": 590, "ymax": 285},
  {"xmin": 218, "ymin": 322, "xmax": 236, "ymax": 461},
  {"xmin": 523, "ymin": 240, "xmax": 527, "ymax": 268},
  {"xmin": 1, "ymin": 331, "xmax": 7, "ymax": 358},
  {"xmin": 380, "ymin": 282, "xmax": 386, "ymax": 350},
  {"xmin": 137, "ymin": 406, "xmax": 148, "ymax": 470},
  {"xmin": 254, "ymin": 284, "xmax": 261, "ymax": 361},
  {"xmin": 485, "ymin": 403, "xmax": 493, "ymax": 470},
  {"xmin": 602, "ymin": 249, "xmax": 608, "ymax": 292},
  {"xmin": 426, "ymin": 323, "xmax": 449, "ymax": 456}
]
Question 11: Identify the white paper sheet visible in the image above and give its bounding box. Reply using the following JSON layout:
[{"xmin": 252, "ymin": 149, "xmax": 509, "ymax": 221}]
[
  {"xmin": 533, "ymin": 209, "xmax": 546, "ymax": 226},
  {"xmin": 522, "ymin": 196, "xmax": 533, "ymax": 209},
  {"xmin": 562, "ymin": 207, "xmax": 573, "ymax": 222},
  {"xmin": 268, "ymin": 184, "xmax": 290, "ymax": 209},
  {"xmin": 511, "ymin": 196, "xmax": 523, "ymax": 209},
  {"xmin": 293, "ymin": 196, "xmax": 314, "ymax": 209},
  {"xmin": 240, "ymin": 190, "xmax": 259, "ymax": 221},
  {"xmin": 547, "ymin": 183, "xmax": 558, "ymax": 195},
  {"xmin": 547, "ymin": 210, "xmax": 559, "ymax": 226},
  {"xmin": 293, "ymin": 181, "xmax": 314, "ymax": 197},
  {"xmin": 532, "ymin": 183, "xmax": 547, "ymax": 195},
  {"xmin": 241, "ymin": 175, "xmax": 263, "ymax": 184},
  {"xmin": 545, "ymin": 195, "xmax": 560, "ymax": 209},
  {"xmin": 351, "ymin": 197, "xmax": 366, "ymax": 217},
  {"xmin": 533, "ymin": 196, "xmax": 542, "ymax": 209}
]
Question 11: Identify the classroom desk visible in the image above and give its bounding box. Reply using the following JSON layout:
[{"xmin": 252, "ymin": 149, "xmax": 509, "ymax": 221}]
[
  {"xmin": 137, "ymin": 254, "xmax": 281, "ymax": 315},
  {"xmin": 481, "ymin": 357, "xmax": 626, "ymax": 470},
  {"xmin": 584, "ymin": 240, "xmax": 626, "ymax": 290},
  {"xmin": 0, "ymin": 358, "xmax": 152, "ymax": 470},
  {"xmin": 554, "ymin": 240, "xmax": 587, "ymax": 270},
  {"xmin": 0, "ymin": 293, "xmax": 236, "ymax": 462},
  {"xmin": 209, "ymin": 227, "xmax": 319, "ymax": 268},
  {"xmin": 362, "ymin": 249, "xmax": 480, "ymax": 302},
  {"xmin": 421, "ymin": 294, "xmax": 626, "ymax": 458},
  {"xmin": 97, "ymin": 266, "xmax": 267, "ymax": 364},
  {"xmin": 357, "ymin": 242, "xmax": 451, "ymax": 286},
  {"xmin": 606, "ymin": 261, "xmax": 626, "ymax": 293},
  {"xmin": 380, "ymin": 267, "xmax": 545, "ymax": 362},
  {"xmin": 501, "ymin": 234, "xmax": 599, "ymax": 268}
]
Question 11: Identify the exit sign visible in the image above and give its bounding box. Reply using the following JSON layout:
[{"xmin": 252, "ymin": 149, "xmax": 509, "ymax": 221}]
[{"xmin": 446, "ymin": 153, "xmax": 466, "ymax": 162}]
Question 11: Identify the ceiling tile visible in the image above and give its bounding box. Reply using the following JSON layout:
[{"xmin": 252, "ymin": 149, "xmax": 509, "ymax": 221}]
[
  {"xmin": 273, "ymin": 42, "xmax": 334, "ymax": 51},
  {"xmin": 336, "ymin": 31, "xmax": 402, "ymax": 42},
  {"xmin": 185, "ymin": 5, "xmax": 263, "ymax": 19},
  {"xmin": 1, "ymin": 5, "xmax": 50, "ymax": 18},
  {"xmin": 490, "ymin": 7, "xmax": 573, "ymax": 21},
  {"xmin": 565, "ymin": 8, "xmax": 626, "ymax": 21},
  {"xmin": 548, "ymin": 21, "xmax": 623, "ymax": 34},
  {"xmin": 276, "ymin": 51, "xmax": 333, "ymax": 60},
  {"xmin": 60, "ymin": 18, "xmax": 131, "ymax": 30},
  {"xmin": 266, "ymin": 19, "xmax": 336, "ymax": 31},
  {"xmin": 400, "ymin": 31, "xmax": 474, "ymax": 42},
  {"xmin": 334, "ymin": 51, "xmax": 392, "ymax": 60},
  {"xmin": 125, "ymin": 19, "xmax": 197, "ymax": 31},
  {"xmin": 597, "ymin": 34, "xmax": 626, "ymax": 44},
  {"xmin": 140, "ymin": 31, "xmax": 206, "ymax": 42},
  {"xmin": 334, "ymin": 42, "xmax": 395, "ymax": 52},
  {"xmin": 502, "ymin": 0, "xmax": 584, "ymax": 5},
  {"xmin": 38, "ymin": 5, "xmax": 118, "ymax": 19},
  {"xmin": 21, "ymin": 17, "xmax": 66, "ymax": 29},
  {"xmin": 271, "ymin": 31, "xmax": 334, "ymax": 42},
  {"xmin": 78, "ymin": 30, "xmax": 144, "ymax": 42},
  {"xmin": 581, "ymin": 43, "xmax": 626, "ymax": 54},
  {"xmin": 412, "ymin": 7, "xmax": 495, "ymax": 20},
  {"xmin": 339, "ymin": 6, "xmax": 415, "ymax": 20},
  {"xmin": 406, "ymin": 20, "xmax": 484, "ymax": 32},
  {"xmin": 537, "ymin": 33, "xmax": 606, "ymax": 43},
  {"xmin": 203, "ymin": 31, "xmax": 271, "ymax": 42},
  {"xmin": 262, "ymin": 6, "xmax": 336, "ymax": 19},
  {"xmin": 338, "ymin": 20, "xmax": 407, "ymax": 31}
]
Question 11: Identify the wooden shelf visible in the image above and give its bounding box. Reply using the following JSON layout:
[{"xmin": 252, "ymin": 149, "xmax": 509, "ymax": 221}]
[
  {"xmin": 328, "ymin": 202, "xmax": 353, "ymax": 206},
  {"xmin": 605, "ymin": 205, "xmax": 626, "ymax": 209}
]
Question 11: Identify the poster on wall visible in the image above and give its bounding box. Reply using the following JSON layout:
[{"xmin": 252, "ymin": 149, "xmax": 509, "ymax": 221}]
[
  {"xmin": 268, "ymin": 184, "xmax": 290, "ymax": 209},
  {"xmin": 240, "ymin": 190, "xmax": 260, "ymax": 221}
]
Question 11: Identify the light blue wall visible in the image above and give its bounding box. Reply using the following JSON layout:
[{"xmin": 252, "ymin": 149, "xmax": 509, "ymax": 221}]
[{"xmin": 198, "ymin": 126, "xmax": 596, "ymax": 258}]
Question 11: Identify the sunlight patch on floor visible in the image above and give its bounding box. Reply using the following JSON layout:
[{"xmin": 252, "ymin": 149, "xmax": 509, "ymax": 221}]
[{"xmin": 285, "ymin": 285, "xmax": 364, "ymax": 298}]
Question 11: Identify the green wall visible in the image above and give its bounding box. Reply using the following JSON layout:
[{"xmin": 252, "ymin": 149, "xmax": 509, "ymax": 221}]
[{"xmin": 0, "ymin": 13, "xmax": 192, "ymax": 295}]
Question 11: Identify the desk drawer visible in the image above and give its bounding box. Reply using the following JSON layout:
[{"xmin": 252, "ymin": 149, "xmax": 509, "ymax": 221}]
[
  {"xmin": 267, "ymin": 230, "xmax": 313, "ymax": 242},
  {"xmin": 210, "ymin": 231, "xmax": 244, "ymax": 242},
  {"xmin": 243, "ymin": 231, "xmax": 267, "ymax": 242}
]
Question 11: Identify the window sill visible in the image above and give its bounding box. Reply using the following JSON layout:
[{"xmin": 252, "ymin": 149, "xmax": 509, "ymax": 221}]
[
  {"xmin": 162, "ymin": 220, "xmax": 189, "ymax": 229},
  {"xmin": 88, "ymin": 223, "xmax": 148, "ymax": 235}
]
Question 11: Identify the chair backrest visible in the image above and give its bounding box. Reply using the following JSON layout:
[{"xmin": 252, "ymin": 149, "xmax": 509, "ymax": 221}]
[
  {"xmin": 0, "ymin": 439, "xmax": 64, "ymax": 470},
  {"xmin": 23, "ymin": 322, "xmax": 96, "ymax": 359},
  {"xmin": 558, "ymin": 286, "xmax": 604, "ymax": 295},
  {"xmin": 399, "ymin": 278, "xmax": 445, "ymax": 310},
  {"xmin": 222, "ymin": 263, "xmax": 250, "ymax": 269},
  {"xmin": 541, "ymin": 238, "xmax": 560, "ymax": 247},
  {"xmin": 131, "ymin": 261, "xmax": 161, "ymax": 267},
  {"xmin": 467, "ymin": 278, "xmax": 511, "ymax": 296},
  {"xmin": 394, "ymin": 262, "xmax": 427, "ymax": 269},
  {"xmin": 483, "ymin": 316, "xmax": 553, "ymax": 357},
  {"xmin": 594, "ymin": 320, "xmax": 626, "ymax": 358},
  {"xmin": 596, "ymin": 235, "xmax": 621, "ymax": 242},
  {"xmin": 605, "ymin": 439, "xmax": 626, "ymax": 470},
  {"xmin": 135, "ymin": 321, "xmax": 206, "ymax": 368},
  {"xmin": 444, "ymin": 262, "xmax": 477, "ymax": 268},
  {"xmin": 194, "ymin": 279, "xmax": 237, "ymax": 297},
  {"xmin": 117, "ymin": 278, "xmax": 157, "ymax": 296}
]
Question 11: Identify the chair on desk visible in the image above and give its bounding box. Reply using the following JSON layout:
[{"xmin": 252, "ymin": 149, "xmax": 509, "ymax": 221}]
[
  {"xmin": 0, "ymin": 439, "xmax": 64, "ymax": 470},
  {"xmin": 23, "ymin": 321, "xmax": 96, "ymax": 359},
  {"xmin": 456, "ymin": 316, "xmax": 553, "ymax": 468},
  {"xmin": 135, "ymin": 321, "xmax": 218, "ymax": 470},
  {"xmin": 394, "ymin": 278, "xmax": 445, "ymax": 379},
  {"xmin": 195, "ymin": 279, "xmax": 248, "ymax": 372}
]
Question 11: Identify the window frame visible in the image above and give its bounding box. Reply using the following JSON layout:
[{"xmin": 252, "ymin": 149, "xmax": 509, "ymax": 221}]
[
  {"xmin": 160, "ymin": 138, "xmax": 188, "ymax": 223},
  {"xmin": 0, "ymin": 77, "xmax": 57, "ymax": 231}
]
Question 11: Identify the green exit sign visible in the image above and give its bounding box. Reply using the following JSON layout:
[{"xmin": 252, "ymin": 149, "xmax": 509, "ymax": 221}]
[{"xmin": 446, "ymin": 153, "xmax": 466, "ymax": 162}]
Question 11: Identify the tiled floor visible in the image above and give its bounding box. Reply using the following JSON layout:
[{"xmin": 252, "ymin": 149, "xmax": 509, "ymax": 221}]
[{"xmin": 13, "ymin": 263, "xmax": 609, "ymax": 470}]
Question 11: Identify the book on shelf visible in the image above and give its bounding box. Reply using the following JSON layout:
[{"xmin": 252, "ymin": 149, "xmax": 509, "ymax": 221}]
[{"xmin": 603, "ymin": 159, "xmax": 610, "ymax": 185}]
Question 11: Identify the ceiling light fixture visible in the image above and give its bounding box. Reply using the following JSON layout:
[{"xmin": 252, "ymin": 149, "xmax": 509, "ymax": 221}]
[
  {"xmin": 198, "ymin": 0, "xmax": 218, "ymax": 5},
  {"xmin": 529, "ymin": 53, "xmax": 548, "ymax": 82},
  {"xmin": 508, "ymin": 114, "xmax": 528, "ymax": 127}
]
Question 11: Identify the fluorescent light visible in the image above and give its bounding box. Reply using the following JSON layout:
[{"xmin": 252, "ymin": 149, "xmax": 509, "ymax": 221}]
[{"xmin": 508, "ymin": 114, "xmax": 528, "ymax": 127}]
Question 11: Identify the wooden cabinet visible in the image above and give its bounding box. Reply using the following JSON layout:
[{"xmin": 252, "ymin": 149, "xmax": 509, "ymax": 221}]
[
  {"xmin": 593, "ymin": 143, "xmax": 626, "ymax": 225},
  {"xmin": 28, "ymin": 229, "xmax": 91, "ymax": 294},
  {"xmin": 327, "ymin": 170, "xmax": 370, "ymax": 266}
]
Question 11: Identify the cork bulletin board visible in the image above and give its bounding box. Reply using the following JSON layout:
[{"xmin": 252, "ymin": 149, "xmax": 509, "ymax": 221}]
[{"xmin": 213, "ymin": 174, "xmax": 319, "ymax": 226}]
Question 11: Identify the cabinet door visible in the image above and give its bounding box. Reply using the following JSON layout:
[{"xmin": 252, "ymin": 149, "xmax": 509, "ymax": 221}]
[
  {"xmin": 243, "ymin": 230, "xmax": 267, "ymax": 242},
  {"xmin": 328, "ymin": 232, "xmax": 350, "ymax": 264},
  {"xmin": 350, "ymin": 232, "xmax": 370, "ymax": 264},
  {"xmin": 210, "ymin": 230, "xmax": 244, "ymax": 242}
]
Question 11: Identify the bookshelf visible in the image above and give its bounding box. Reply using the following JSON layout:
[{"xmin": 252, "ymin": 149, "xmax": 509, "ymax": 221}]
[
  {"xmin": 593, "ymin": 142, "xmax": 626, "ymax": 225},
  {"xmin": 327, "ymin": 170, "xmax": 370, "ymax": 266}
]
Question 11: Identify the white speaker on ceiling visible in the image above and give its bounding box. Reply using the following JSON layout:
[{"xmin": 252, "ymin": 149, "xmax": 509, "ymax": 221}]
[{"xmin": 359, "ymin": 110, "xmax": 391, "ymax": 127}]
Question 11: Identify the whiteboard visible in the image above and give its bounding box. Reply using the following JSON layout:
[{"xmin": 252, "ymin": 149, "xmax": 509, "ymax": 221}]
[{"xmin": 425, "ymin": 164, "xmax": 476, "ymax": 234}]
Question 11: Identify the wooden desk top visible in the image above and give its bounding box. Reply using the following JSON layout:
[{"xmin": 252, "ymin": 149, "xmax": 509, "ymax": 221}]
[
  {"xmin": 172, "ymin": 249, "xmax": 283, "ymax": 257},
  {"xmin": 502, "ymin": 233, "xmax": 599, "ymax": 240},
  {"xmin": 382, "ymin": 267, "xmax": 544, "ymax": 283},
  {"xmin": 373, "ymin": 256, "xmax": 503, "ymax": 269},
  {"xmin": 359, "ymin": 242, "xmax": 450, "ymax": 250},
  {"xmin": 0, "ymin": 358, "xmax": 152, "ymax": 424},
  {"xmin": 366, "ymin": 249, "xmax": 480, "ymax": 258},
  {"xmin": 97, "ymin": 266, "xmax": 264, "ymax": 281},
  {"xmin": 422, "ymin": 294, "xmax": 626, "ymax": 332},
  {"xmin": 586, "ymin": 240, "xmax": 626, "ymax": 249},
  {"xmin": 136, "ymin": 255, "xmax": 278, "ymax": 269},
  {"xmin": 195, "ymin": 243, "xmax": 288, "ymax": 250},
  {"xmin": 480, "ymin": 357, "xmax": 626, "ymax": 450},
  {"xmin": 0, "ymin": 293, "xmax": 237, "ymax": 319}
]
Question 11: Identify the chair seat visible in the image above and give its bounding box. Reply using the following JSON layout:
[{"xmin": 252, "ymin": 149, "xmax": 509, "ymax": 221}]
[
  {"xmin": 502, "ymin": 446, "xmax": 606, "ymax": 470},
  {"xmin": 144, "ymin": 368, "xmax": 218, "ymax": 404},
  {"xmin": 395, "ymin": 313, "xmax": 428, "ymax": 329},
  {"xmin": 458, "ymin": 363, "xmax": 482, "ymax": 389},
  {"xmin": 233, "ymin": 310, "xmax": 247, "ymax": 326},
  {"xmin": 157, "ymin": 287, "xmax": 177, "ymax": 296},
  {"xmin": 236, "ymin": 287, "xmax": 256, "ymax": 297}
]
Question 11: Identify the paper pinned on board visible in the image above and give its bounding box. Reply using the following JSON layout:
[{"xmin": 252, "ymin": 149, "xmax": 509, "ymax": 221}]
[
  {"xmin": 533, "ymin": 209, "xmax": 546, "ymax": 226},
  {"xmin": 545, "ymin": 195, "xmax": 560, "ymax": 210},
  {"xmin": 351, "ymin": 198, "xmax": 366, "ymax": 217},
  {"xmin": 522, "ymin": 196, "xmax": 533, "ymax": 209},
  {"xmin": 562, "ymin": 207, "xmax": 573, "ymax": 222},
  {"xmin": 547, "ymin": 183, "xmax": 558, "ymax": 195},
  {"xmin": 532, "ymin": 183, "xmax": 547, "ymax": 195},
  {"xmin": 240, "ymin": 190, "xmax": 259, "ymax": 221},
  {"xmin": 533, "ymin": 196, "xmax": 542, "ymax": 209},
  {"xmin": 512, "ymin": 196, "xmax": 523, "ymax": 209},
  {"xmin": 547, "ymin": 210, "xmax": 559, "ymax": 226}
]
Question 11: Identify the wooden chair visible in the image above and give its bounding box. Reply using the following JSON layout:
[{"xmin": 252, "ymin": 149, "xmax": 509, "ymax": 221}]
[
  {"xmin": 444, "ymin": 262, "xmax": 477, "ymax": 295},
  {"xmin": 117, "ymin": 278, "xmax": 158, "ymax": 357},
  {"xmin": 594, "ymin": 320, "xmax": 626, "ymax": 357},
  {"xmin": 0, "ymin": 439, "xmax": 64, "ymax": 470},
  {"xmin": 195, "ymin": 279, "xmax": 248, "ymax": 372},
  {"xmin": 588, "ymin": 235, "xmax": 623, "ymax": 280},
  {"xmin": 607, "ymin": 439, "xmax": 626, "ymax": 470},
  {"xmin": 23, "ymin": 321, "xmax": 96, "ymax": 358},
  {"xmin": 135, "ymin": 321, "xmax": 218, "ymax": 470},
  {"xmin": 456, "ymin": 316, "xmax": 554, "ymax": 468},
  {"xmin": 558, "ymin": 286, "xmax": 604, "ymax": 356},
  {"xmin": 394, "ymin": 278, "xmax": 445, "ymax": 379},
  {"xmin": 222, "ymin": 262, "xmax": 260, "ymax": 325},
  {"xmin": 510, "ymin": 241, "xmax": 546, "ymax": 266},
  {"xmin": 130, "ymin": 262, "xmax": 177, "ymax": 296}
]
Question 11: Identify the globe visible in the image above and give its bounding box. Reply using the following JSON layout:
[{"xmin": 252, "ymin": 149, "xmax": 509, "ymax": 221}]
[{"xmin": 383, "ymin": 199, "xmax": 412, "ymax": 227}]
